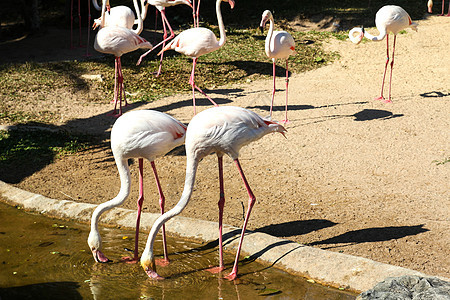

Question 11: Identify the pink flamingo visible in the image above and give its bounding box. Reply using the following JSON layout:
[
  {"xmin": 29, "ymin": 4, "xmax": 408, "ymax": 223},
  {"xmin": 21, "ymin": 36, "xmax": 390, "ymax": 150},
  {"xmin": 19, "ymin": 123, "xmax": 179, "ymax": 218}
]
[
  {"xmin": 88, "ymin": 110, "xmax": 186, "ymax": 264},
  {"xmin": 349, "ymin": 5, "xmax": 418, "ymax": 103},
  {"xmin": 260, "ymin": 10, "xmax": 296, "ymax": 123},
  {"xmin": 94, "ymin": 0, "xmax": 153, "ymax": 116},
  {"xmin": 138, "ymin": 0, "xmax": 194, "ymax": 77},
  {"xmin": 139, "ymin": 106, "xmax": 287, "ymax": 280},
  {"xmin": 139, "ymin": 0, "xmax": 234, "ymax": 114}
]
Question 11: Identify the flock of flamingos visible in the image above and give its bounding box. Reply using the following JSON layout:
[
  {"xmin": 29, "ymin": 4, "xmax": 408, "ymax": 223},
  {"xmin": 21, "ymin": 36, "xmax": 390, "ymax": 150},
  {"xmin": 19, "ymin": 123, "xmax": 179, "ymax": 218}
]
[{"xmin": 76, "ymin": 0, "xmax": 440, "ymax": 280}]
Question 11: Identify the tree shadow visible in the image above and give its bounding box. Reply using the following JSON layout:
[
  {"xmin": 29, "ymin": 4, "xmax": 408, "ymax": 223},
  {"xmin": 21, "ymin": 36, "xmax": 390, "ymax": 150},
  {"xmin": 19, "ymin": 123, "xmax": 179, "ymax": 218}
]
[
  {"xmin": 308, "ymin": 224, "xmax": 429, "ymax": 249},
  {"xmin": 255, "ymin": 219, "xmax": 337, "ymax": 237},
  {"xmin": 0, "ymin": 281, "xmax": 82, "ymax": 300}
]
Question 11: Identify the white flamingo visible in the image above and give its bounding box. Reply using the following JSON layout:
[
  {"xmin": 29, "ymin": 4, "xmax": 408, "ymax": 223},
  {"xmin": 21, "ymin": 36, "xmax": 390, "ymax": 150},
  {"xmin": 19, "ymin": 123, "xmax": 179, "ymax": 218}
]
[
  {"xmin": 138, "ymin": 0, "xmax": 234, "ymax": 114},
  {"xmin": 260, "ymin": 10, "xmax": 296, "ymax": 123},
  {"xmin": 139, "ymin": 0, "xmax": 194, "ymax": 76},
  {"xmin": 349, "ymin": 5, "xmax": 418, "ymax": 103},
  {"xmin": 88, "ymin": 110, "xmax": 187, "ymax": 264},
  {"xmin": 139, "ymin": 106, "xmax": 287, "ymax": 280},
  {"xmin": 94, "ymin": 0, "xmax": 153, "ymax": 116}
]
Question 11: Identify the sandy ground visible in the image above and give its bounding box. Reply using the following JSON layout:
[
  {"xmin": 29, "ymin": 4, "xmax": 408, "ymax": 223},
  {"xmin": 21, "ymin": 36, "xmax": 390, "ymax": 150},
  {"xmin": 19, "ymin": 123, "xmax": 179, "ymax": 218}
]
[{"xmin": 2, "ymin": 16, "xmax": 449, "ymax": 278}]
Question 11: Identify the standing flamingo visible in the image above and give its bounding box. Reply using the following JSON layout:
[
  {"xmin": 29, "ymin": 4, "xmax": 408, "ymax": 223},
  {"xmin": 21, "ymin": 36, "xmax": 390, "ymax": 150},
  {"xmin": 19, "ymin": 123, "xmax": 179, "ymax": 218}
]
[
  {"xmin": 139, "ymin": 106, "xmax": 287, "ymax": 280},
  {"xmin": 88, "ymin": 110, "xmax": 187, "ymax": 264},
  {"xmin": 138, "ymin": 0, "xmax": 194, "ymax": 77},
  {"xmin": 260, "ymin": 10, "xmax": 296, "ymax": 123},
  {"xmin": 138, "ymin": 0, "xmax": 234, "ymax": 114},
  {"xmin": 94, "ymin": 0, "xmax": 153, "ymax": 116},
  {"xmin": 349, "ymin": 5, "xmax": 418, "ymax": 103}
]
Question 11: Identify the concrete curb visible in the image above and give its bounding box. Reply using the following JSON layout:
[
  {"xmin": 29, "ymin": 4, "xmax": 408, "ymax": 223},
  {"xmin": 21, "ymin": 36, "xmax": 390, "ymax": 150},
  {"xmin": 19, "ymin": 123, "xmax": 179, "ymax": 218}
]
[{"xmin": 0, "ymin": 180, "xmax": 443, "ymax": 293}]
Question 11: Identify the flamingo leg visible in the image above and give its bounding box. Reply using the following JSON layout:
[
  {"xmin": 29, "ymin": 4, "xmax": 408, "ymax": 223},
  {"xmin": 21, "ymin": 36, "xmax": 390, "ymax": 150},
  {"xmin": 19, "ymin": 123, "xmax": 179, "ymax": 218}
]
[
  {"xmin": 192, "ymin": 0, "xmax": 197, "ymax": 26},
  {"xmin": 224, "ymin": 159, "xmax": 256, "ymax": 281},
  {"xmin": 282, "ymin": 59, "xmax": 290, "ymax": 123},
  {"xmin": 85, "ymin": 0, "xmax": 91, "ymax": 56},
  {"xmin": 385, "ymin": 35, "xmax": 397, "ymax": 103},
  {"xmin": 447, "ymin": 0, "xmax": 450, "ymax": 16},
  {"xmin": 78, "ymin": 0, "xmax": 83, "ymax": 47},
  {"xmin": 438, "ymin": 0, "xmax": 445, "ymax": 15},
  {"xmin": 155, "ymin": 9, "xmax": 176, "ymax": 77},
  {"xmin": 70, "ymin": 0, "xmax": 74, "ymax": 48},
  {"xmin": 113, "ymin": 57, "xmax": 126, "ymax": 116},
  {"xmin": 375, "ymin": 35, "xmax": 389, "ymax": 102},
  {"xmin": 189, "ymin": 58, "xmax": 219, "ymax": 115},
  {"xmin": 196, "ymin": 0, "xmax": 201, "ymax": 27},
  {"xmin": 206, "ymin": 156, "xmax": 226, "ymax": 273},
  {"xmin": 270, "ymin": 59, "xmax": 276, "ymax": 119},
  {"xmin": 151, "ymin": 161, "xmax": 170, "ymax": 266}
]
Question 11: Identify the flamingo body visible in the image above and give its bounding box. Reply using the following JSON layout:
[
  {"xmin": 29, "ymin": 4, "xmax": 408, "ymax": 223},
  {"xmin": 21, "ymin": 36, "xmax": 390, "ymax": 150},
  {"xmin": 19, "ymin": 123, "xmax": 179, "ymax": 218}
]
[
  {"xmin": 88, "ymin": 110, "xmax": 186, "ymax": 264},
  {"xmin": 348, "ymin": 5, "xmax": 418, "ymax": 103},
  {"xmin": 140, "ymin": 106, "xmax": 286, "ymax": 280},
  {"xmin": 260, "ymin": 10, "xmax": 295, "ymax": 123},
  {"xmin": 93, "ymin": 6, "xmax": 136, "ymax": 29}
]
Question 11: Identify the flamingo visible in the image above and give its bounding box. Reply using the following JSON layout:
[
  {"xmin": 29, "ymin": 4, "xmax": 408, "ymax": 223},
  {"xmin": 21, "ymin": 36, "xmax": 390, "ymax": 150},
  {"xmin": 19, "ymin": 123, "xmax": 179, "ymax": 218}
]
[
  {"xmin": 260, "ymin": 10, "xmax": 296, "ymax": 123},
  {"xmin": 94, "ymin": 0, "xmax": 153, "ymax": 116},
  {"xmin": 138, "ymin": 0, "xmax": 234, "ymax": 114},
  {"xmin": 349, "ymin": 5, "xmax": 418, "ymax": 103},
  {"xmin": 138, "ymin": 0, "xmax": 194, "ymax": 77},
  {"xmin": 139, "ymin": 106, "xmax": 287, "ymax": 280},
  {"xmin": 427, "ymin": 0, "xmax": 450, "ymax": 15},
  {"xmin": 88, "ymin": 110, "xmax": 187, "ymax": 264}
]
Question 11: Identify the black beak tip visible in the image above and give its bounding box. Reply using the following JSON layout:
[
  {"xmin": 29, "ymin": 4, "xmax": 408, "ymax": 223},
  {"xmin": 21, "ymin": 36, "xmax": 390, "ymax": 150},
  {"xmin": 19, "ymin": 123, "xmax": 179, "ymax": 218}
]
[{"xmin": 259, "ymin": 26, "xmax": 264, "ymax": 34}]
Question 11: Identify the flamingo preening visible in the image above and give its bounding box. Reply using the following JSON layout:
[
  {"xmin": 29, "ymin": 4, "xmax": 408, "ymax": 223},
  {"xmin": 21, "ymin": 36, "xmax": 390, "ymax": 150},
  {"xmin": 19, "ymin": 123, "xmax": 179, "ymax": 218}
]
[
  {"xmin": 139, "ymin": 0, "xmax": 234, "ymax": 114},
  {"xmin": 260, "ymin": 10, "xmax": 296, "ymax": 123},
  {"xmin": 92, "ymin": 0, "xmax": 136, "ymax": 30},
  {"xmin": 139, "ymin": 106, "xmax": 287, "ymax": 280},
  {"xmin": 138, "ymin": 0, "xmax": 194, "ymax": 77},
  {"xmin": 94, "ymin": 0, "xmax": 153, "ymax": 116},
  {"xmin": 88, "ymin": 110, "xmax": 186, "ymax": 264},
  {"xmin": 349, "ymin": 5, "xmax": 418, "ymax": 103}
]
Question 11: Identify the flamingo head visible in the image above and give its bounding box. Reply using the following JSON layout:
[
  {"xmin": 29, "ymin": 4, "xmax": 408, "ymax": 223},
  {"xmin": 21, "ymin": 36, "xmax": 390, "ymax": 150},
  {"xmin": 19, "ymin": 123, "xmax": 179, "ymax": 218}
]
[
  {"xmin": 141, "ymin": 255, "xmax": 163, "ymax": 279},
  {"xmin": 348, "ymin": 26, "xmax": 364, "ymax": 45},
  {"xmin": 92, "ymin": 18, "xmax": 102, "ymax": 30},
  {"xmin": 87, "ymin": 230, "xmax": 110, "ymax": 263},
  {"xmin": 223, "ymin": 0, "xmax": 235, "ymax": 9},
  {"xmin": 259, "ymin": 10, "xmax": 272, "ymax": 33}
]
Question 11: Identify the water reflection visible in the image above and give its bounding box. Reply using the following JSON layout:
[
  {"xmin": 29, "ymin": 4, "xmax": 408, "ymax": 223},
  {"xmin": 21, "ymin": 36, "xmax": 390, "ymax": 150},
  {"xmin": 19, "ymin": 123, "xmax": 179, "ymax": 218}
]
[{"xmin": 0, "ymin": 202, "xmax": 356, "ymax": 299}]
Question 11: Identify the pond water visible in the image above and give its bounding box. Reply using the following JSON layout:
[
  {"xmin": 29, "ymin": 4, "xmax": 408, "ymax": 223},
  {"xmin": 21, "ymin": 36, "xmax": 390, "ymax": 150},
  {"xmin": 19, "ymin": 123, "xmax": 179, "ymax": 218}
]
[{"xmin": 0, "ymin": 202, "xmax": 357, "ymax": 299}]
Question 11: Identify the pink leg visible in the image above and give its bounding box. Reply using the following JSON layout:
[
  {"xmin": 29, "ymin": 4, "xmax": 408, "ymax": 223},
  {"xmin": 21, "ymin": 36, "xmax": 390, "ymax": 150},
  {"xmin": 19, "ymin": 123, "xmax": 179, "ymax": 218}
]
[
  {"xmin": 270, "ymin": 60, "xmax": 276, "ymax": 119},
  {"xmin": 196, "ymin": 0, "xmax": 201, "ymax": 27},
  {"xmin": 192, "ymin": 0, "xmax": 197, "ymax": 26},
  {"xmin": 439, "ymin": 0, "xmax": 445, "ymax": 15},
  {"xmin": 282, "ymin": 59, "xmax": 290, "ymax": 123},
  {"xmin": 207, "ymin": 156, "xmax": 226, "ymax": 273},
  {"xmin": 123, "ymin": 158, "xmax": 145, "ymax": 263},
  {"xmin": 385, "ymin": 35, "xmax": 397, "ymax": 103},
  {"xmin": 189, "ymin": 58, "xmax": 219, "ymax": 115},
  {"xmin": 113, "ymin": 57, "xmax": 126, "ymax": 116},
  {"xmin": 151, "ymin": 161, "xmax": 170, "ymax": 266},
  {"xmin": 85, "ymin": 0, "xmax": 91, "ymax": 57},
  {"xmin": 70, "ymin": 0, "xmax": 74, "ymax": 48},
  {"xmin": 224, "ymin": 159, "xmax": 256, "ymax": 281},
  {"xmin": 375, "ymin": 35, "xmax": 389, "ymax": 102},
  {"xmin": 447, "ymin": 0, "xmax": 450, "ymax": 16},
  {"xmin": 113, "ymin": 57, "xmax": 119, "ymax": 106},
  {"xmin": 78, "ymin": 0, "xmax": 83, "ymax": 47}
]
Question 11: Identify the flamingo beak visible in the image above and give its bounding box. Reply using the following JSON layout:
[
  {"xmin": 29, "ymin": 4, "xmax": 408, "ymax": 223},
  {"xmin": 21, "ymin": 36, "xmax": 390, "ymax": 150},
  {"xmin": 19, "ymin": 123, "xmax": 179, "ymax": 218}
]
[
  {"xmin": 228, "ymin": 0, "xmax": 235, "ymax": 9},
  {"xmin": 185, "ymin": 0, "xmax": 193, "ymax": 9},
  {"xmin": 141, "ymin": 257, "xmax": 164, "ymax": 279},
  {"xmin": 92, "ymin": 249, "xmax": 111, "ymax": 263},
  {"xmin": 259, "ymin": 26, "xmax": 264, "ymax": 34}
]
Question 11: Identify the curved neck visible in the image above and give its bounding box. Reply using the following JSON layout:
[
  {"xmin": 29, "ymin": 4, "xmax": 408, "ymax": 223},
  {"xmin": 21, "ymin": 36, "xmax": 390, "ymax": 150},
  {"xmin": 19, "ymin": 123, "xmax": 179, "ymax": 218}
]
[
  {"xmin": 139, "ymin": 0, "xmax": 149, "ymax": 22},
  {"xmin": 133, "ymin": 0, "xmax": 143, "ymax": 34},
  {"xmin": 365, "ymin": 28, "xmax": 387, "ymax": 41},
  {"xmin": 216, "ymin": 0, "xmax": 226, "ymax": 47},
  {"xmin": 100, "ymin": 0, "xmax": 107, "ymax": 27},
  {"xmin": 265, "ymin": 17, "xmax": 274, "ymax": 49},
  {"xmin": 90, "ymin": 159, "xmax": 131, "ymax": 233},
  {"xmin": 92, "ymin": 0, "xmax": 101, "ymax": 11},
  {"xmin": 143, "ymin": 157, "xmax": 199, "ymax": 259}
]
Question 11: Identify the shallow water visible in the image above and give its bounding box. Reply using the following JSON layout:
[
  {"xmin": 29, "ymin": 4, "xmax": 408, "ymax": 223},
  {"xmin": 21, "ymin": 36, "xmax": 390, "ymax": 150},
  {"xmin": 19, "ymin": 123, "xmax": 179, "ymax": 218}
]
[{"xmin": 0, "ymin": 202, "xmax": 357, "ymax": 299}]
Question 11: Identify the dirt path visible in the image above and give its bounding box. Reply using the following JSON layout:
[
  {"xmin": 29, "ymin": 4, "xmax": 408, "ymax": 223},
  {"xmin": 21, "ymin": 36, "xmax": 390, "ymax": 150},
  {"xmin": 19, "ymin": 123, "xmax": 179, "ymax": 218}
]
[{"xmin": 12, "ymin": 16, "xmax": 450, "ymax": 278}]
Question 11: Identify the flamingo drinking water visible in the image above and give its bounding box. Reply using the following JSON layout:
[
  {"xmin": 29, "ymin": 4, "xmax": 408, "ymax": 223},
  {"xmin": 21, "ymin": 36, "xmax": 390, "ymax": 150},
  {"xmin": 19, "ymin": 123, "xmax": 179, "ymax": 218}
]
[
  {"xmin": 88, "ymin": 110, "xmax": 186, "ymax": 264},
  {"xmin": 139, "ymin": 106, "xmax": 286, "ymax": 280},
  {"xmin": 349, "ymin": 5, "xmax": 418, "ymax": 103}
]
